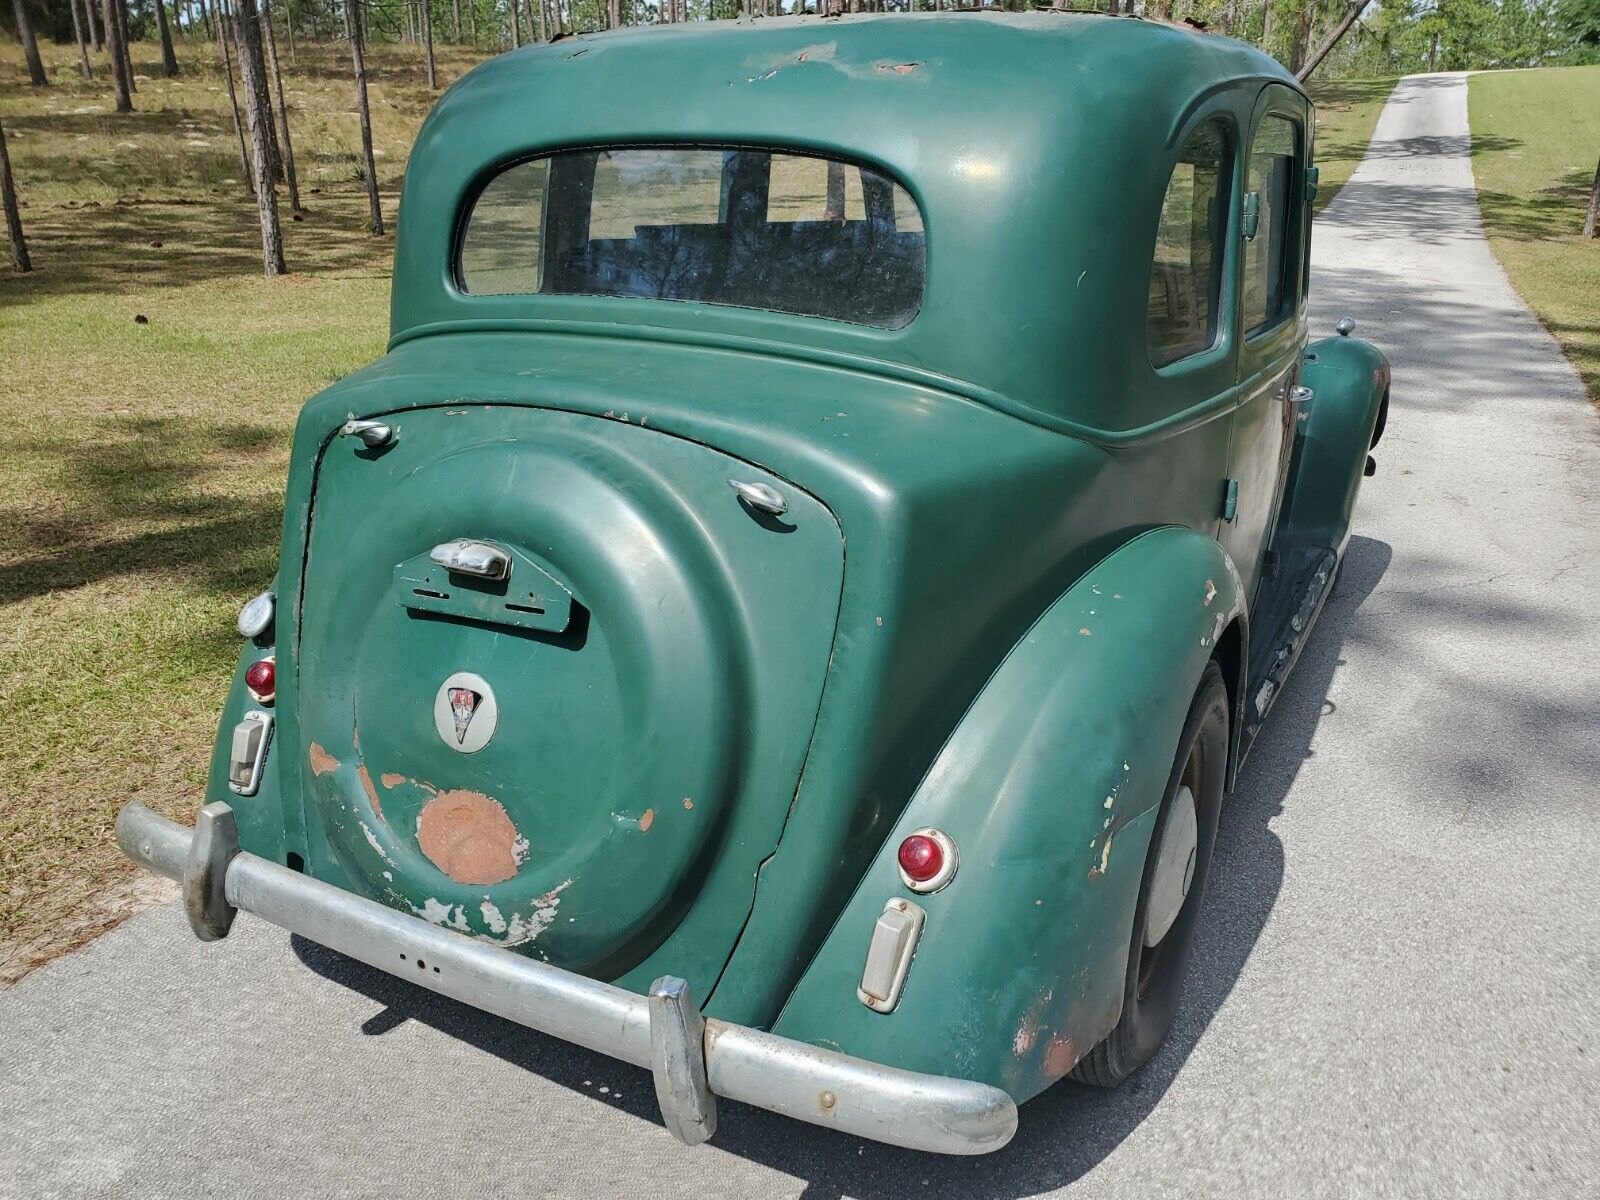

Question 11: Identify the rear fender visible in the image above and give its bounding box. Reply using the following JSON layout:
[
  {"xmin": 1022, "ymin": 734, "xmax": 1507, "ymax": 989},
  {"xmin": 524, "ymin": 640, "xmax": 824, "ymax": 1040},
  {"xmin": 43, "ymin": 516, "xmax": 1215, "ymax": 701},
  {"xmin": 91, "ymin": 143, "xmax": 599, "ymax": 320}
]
[
  {"xmin": 770, "ymin": 527, "xmax": 1244, "ymax": 1100},
  {"xmin": 1284, "ymin": 334, "xmax": 1391, "ymax": 550}
]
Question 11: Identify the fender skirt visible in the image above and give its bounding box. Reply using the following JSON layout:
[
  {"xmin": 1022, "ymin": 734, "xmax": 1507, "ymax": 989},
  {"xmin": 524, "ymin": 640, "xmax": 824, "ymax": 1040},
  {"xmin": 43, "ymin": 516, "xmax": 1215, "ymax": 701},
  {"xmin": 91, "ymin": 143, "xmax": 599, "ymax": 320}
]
[{"xmin": 771, "ymin": 527, "xmax": 1245, "ymax": 1101}]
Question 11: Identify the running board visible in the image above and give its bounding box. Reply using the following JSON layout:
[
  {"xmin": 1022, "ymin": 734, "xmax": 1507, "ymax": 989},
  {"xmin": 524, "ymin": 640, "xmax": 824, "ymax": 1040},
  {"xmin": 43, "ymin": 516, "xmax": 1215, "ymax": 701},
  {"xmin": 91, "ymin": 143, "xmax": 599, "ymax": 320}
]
[{"xmin": 1242, "ymin": 545, "xmax": 1338, "ymax": 751}]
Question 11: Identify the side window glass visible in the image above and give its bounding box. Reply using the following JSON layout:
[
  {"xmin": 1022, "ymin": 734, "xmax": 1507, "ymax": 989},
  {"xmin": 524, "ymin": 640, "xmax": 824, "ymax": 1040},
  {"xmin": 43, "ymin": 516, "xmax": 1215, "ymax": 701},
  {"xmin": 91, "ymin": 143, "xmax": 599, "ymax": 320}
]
[
  {"xmin": 1147, "ymin": 120, "xmax": 1229, "ymax": 369},
  {"xmin": 1243, "ymin": 115, "xmax": 1300, "ymax": 335}
]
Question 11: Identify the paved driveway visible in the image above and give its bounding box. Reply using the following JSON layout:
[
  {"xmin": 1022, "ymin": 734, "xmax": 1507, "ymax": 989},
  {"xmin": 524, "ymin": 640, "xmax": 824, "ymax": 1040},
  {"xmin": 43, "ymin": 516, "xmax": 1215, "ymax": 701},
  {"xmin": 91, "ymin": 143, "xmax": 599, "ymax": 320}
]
[{"xmin": 3, "ymin": 73, "xmax": 1596, "ymax": 1199}]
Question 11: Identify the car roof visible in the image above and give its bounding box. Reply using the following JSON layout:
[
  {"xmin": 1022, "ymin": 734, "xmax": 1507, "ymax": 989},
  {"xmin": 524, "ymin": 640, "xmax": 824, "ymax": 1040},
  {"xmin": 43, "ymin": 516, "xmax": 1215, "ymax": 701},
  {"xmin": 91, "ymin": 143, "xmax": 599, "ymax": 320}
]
[{"xmin": 391, "ymin": 13, "xmax": 1303, "ymax": 439}]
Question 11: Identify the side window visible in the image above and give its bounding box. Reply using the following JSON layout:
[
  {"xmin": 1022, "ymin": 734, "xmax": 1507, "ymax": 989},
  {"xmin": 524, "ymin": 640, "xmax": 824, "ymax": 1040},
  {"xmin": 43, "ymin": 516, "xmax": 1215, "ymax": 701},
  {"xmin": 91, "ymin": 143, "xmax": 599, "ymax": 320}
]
[
  {"xmin": 1147, "ymin": 120, "xmax": 1230, "ymax": 369},
  {"xmin": 1243, "ymin": 115, "xmax": 1301, "ymax": 335}
]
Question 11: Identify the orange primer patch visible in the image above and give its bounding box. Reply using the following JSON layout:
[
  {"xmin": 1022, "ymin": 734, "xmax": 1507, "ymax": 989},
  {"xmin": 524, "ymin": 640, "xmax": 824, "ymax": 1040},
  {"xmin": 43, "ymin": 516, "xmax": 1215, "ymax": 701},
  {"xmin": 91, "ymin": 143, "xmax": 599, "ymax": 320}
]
[
  {"xmin": 639, "ymin": 808, "xmax": 655, "ymax": 833},
  {"xmin": 308, "ymin": 743, "xmax": 339, "ymax": 776},
  {"xmin": 416, "ymin": 790, "xmax": 524, "ymax": 885},
  {"xmin": 379, "ymin": 772, "xmax": 406, "ymax": 789},
  {"xmin": 357, "ymin": 765, "xmax": 382, "ymax": 821},
  {"xmin": 1044, "ymin": 1034, "xmax": 1077, "ymax": 1079}
]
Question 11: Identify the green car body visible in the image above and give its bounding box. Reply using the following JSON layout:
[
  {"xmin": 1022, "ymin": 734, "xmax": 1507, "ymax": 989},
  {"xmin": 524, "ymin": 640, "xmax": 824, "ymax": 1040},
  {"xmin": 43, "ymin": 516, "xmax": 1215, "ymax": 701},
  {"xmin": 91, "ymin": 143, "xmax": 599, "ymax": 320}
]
[{"xmin": 135, "ymin": 11, "xmax": 1390, "ymax": 1143}]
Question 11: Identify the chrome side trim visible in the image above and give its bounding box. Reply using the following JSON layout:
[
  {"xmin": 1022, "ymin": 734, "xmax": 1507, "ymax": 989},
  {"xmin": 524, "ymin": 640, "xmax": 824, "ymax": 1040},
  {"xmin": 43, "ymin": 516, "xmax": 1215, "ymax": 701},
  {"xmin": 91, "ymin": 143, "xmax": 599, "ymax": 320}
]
[{"xmin": 115, "ymin": 803, "xmax": 1018, "ymax": 1157}]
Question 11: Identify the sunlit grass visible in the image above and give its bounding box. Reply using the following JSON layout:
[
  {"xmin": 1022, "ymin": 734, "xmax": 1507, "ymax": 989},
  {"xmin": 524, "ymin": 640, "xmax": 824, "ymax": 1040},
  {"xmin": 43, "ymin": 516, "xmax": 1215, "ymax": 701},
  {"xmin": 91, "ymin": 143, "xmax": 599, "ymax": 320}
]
[{"xmin": 1468, "ymin": 65, "xmax": 1600, "ymax": 408}]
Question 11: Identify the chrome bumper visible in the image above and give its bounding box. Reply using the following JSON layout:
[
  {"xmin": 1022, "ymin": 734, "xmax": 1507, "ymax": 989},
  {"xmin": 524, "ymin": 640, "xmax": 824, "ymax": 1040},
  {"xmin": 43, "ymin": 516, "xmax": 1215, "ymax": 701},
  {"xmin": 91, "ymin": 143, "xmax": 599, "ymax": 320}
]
[{"xmin": 115, "ymin": 802, "xmax": 1017, "ymax": 1156}]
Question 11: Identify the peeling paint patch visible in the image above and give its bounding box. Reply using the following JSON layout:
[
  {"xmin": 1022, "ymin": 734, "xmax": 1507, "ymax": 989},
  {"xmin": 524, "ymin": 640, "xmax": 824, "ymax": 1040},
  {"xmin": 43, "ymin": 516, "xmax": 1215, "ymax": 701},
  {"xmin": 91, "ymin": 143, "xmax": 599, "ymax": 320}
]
[
  {"xmin": 379, "ymin": 772, "xmax": 406, "ymax": 789},
  {"xmin": 1078, "ymin": 627, "xmax": 1092, "ymax": 636},
  {"xmin": 357, "ymin": 764, "xmax": 382, "ymax": 821},
  {"xmin": 415, "ymin": 897, "xmax": 471, "ymax": 932},
  {"xmin": 876, "ymin": 60, "xmax": 921, "ymax": 74},
  {"xmin": 480, "ymin": 899, "xmax": 508, "ymax": 934},
  {"xmin": 495, "ymin": 879, "xmax": 574, "ymax": 947},
  {"xmin": 1044, "ymin": 1034, "xmax": 1077, "ymax": 1079},
  {"xmin": 639, "ymin": 808, "xmax": 655, "ymax": 833},
  {"xmin": 415, "ymin": 789, "xmax": 524, "ymax": 885},
  {"xmin": 360, "ymin": 821, "xmax": 397, "ymax": 867},
  {"xmin": 308, "ymin": 743, "xmax": 339, "ymax": 776},
  {"xmin": 682, "ymin": 797, "xmax": 694, "ymax": 811},
  {"xmin": 1203, "ymin": 579, "xmax": 1217, "ymax": 606}
]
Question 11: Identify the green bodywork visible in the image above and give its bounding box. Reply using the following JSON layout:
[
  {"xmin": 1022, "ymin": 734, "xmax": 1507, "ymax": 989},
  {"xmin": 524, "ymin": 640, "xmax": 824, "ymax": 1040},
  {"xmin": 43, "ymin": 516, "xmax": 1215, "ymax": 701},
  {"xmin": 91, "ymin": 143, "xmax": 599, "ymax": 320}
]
[{"xmin": 207, "ymin": 12, "xmax": 1389, "ymax": 1103}]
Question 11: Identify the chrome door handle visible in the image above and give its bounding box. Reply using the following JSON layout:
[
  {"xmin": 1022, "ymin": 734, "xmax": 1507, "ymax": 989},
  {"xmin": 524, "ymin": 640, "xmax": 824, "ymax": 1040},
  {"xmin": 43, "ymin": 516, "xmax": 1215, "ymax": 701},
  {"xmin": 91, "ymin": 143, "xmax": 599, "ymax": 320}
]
[
  {"xmin": 728, "ymin": 479, "xmax": 787, "ymax": 516},
  {"xmin": 340, "ymin": 418, "xmax": 394, "ymax": 448},
  {"xmin": 430, "ymin": 539, "xmax": 512, "ymax": 581}
]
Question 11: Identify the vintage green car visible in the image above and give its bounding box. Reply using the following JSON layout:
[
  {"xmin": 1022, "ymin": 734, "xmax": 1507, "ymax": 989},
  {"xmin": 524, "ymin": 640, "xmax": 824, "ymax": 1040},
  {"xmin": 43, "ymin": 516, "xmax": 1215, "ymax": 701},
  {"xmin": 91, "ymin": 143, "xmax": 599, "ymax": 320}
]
[{"xmin": 118, "ymin": 11, "xmax": 1388, "ymax": 1156}]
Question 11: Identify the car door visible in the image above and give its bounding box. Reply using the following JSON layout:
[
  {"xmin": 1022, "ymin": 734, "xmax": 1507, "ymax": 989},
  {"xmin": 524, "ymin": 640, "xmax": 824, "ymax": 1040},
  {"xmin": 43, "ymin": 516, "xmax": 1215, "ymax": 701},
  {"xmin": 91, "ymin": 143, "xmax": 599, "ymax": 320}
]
[{"xmin": 1219, "ymin": 87, "xmax": 1312, "ymax": 608}]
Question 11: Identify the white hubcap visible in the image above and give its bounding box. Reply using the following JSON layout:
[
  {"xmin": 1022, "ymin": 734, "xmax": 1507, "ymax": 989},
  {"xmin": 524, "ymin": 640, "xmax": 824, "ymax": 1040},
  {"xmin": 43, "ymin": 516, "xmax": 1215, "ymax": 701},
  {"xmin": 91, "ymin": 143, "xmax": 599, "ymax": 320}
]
[{"xmin": 1143, "ymin": 784, "xmax": 1198, "ymax": 949}]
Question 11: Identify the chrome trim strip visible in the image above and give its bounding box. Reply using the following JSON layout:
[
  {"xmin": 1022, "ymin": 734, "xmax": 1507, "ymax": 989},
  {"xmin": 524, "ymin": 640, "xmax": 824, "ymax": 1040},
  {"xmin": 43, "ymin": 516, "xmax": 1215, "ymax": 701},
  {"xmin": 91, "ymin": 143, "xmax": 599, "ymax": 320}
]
[{"xmin": 115, "ymin": 803, "xmax": 1017, "ymax": 1156}]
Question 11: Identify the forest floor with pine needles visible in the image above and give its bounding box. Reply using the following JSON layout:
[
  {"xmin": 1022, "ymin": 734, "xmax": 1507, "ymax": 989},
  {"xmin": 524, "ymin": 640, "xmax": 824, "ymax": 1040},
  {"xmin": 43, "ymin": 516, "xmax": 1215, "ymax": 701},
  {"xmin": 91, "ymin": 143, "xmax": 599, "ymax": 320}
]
[
  {"xmin": 0, "ymin": 34, "xmax": 1399, "ymax": 985},
  {"xmin": 1468, "ymin": 65, "xmax": 1600, "ymax": 409}
]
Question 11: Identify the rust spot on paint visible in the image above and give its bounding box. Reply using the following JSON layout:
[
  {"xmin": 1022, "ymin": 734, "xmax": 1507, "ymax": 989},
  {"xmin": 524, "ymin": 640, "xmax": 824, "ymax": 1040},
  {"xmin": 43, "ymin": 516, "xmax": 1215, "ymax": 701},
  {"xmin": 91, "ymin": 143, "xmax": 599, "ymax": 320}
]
[
  {"xmin": 877, "ymin": 60, "xmax": 921, "ymax": 74},
  {"xmin": 357, "ymin": 764, "xmax": 382, "ymax": 821},
  {"xmin": 379, "ymin": 772, "xmax": 406, "ymax": 789},
  {"xmin": 1078, "ymin": 627, "xmax": 1092, "ymax": 636},
  {"xmin": 1044, "ymin": 1034, "xmax": 1077, "ymax": 1079},
  {"xmin": 416, "ymin": 789, "xmax": 524, "ymax": 885},
  {"xmin": 308, "ymin": 743, "xmax": 338, "ymax": 776},
  {"xmin": 639, "ymin": 808, "xmax": 655, "ymax": 833},
  {"xmin": 682, "ymin": 798, "xmax": 694, "ymax": 811}
]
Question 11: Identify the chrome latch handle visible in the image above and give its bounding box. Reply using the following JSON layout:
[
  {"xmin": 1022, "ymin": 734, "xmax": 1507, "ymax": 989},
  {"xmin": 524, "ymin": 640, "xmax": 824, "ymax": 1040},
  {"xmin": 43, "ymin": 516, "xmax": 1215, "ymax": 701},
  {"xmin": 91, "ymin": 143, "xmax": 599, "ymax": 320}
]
[
  {"xmin": 340, "ymin": 417, "xmax": 394, "ymax": 449},
  {"xmin": 728, "ymin": 479, "xmax": 787, "ymax": 516},
  {"xmin": 430, "ymin": 539, "xmax": 512, "ymax": 581}
]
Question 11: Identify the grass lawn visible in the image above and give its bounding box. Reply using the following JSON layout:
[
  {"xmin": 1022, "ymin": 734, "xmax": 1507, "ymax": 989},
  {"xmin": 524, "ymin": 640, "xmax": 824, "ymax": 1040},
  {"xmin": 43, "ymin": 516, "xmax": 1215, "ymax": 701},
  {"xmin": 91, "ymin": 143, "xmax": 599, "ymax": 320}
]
[
  {"xmin": 1468, "ymin": 66, "xmax": 1600, "ymax": 407},
  {"xmin": 0, "ymin": 35, "xmax": 1401, "ymax": 985},
  {"xmin": 0, "ymin": 36, "xmax": 481, "ymax": 983},
  {"xmin": 1308, "ymin": 76, "xmax": 1397, "ymax": 215}
]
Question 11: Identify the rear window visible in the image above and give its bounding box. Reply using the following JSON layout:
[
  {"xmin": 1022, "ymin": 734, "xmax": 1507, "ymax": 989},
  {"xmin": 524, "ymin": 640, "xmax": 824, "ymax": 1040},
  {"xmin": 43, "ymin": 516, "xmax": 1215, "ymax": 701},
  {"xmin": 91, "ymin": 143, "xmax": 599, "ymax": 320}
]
[{"xmin": 458, "ymin": 147, "xmax": 926, "ymax": 329}]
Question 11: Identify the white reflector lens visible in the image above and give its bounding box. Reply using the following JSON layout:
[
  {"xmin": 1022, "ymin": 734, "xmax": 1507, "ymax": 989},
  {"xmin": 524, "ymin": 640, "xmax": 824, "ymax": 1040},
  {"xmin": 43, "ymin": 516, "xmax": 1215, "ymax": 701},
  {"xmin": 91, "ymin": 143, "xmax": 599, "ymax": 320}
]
[{"xmin": 237, "ymin": 591, "xmax": 275, "ymax": 639}]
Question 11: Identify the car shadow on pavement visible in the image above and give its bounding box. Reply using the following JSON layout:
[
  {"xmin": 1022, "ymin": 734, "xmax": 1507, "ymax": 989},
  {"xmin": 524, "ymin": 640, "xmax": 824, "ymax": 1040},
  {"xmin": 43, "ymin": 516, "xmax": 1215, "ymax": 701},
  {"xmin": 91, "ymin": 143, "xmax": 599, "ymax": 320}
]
[{"xmin": 293, "ymin": 535, "xmax": 1391, "ymax": 1198}]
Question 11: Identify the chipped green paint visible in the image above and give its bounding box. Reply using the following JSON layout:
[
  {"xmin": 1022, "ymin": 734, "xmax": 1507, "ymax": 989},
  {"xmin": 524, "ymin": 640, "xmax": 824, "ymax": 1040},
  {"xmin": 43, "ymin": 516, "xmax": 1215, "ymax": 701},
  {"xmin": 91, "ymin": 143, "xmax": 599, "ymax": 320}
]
[{"xmin": 200, "ymin": 12, "xmax": 1387, "ymax": 1103}]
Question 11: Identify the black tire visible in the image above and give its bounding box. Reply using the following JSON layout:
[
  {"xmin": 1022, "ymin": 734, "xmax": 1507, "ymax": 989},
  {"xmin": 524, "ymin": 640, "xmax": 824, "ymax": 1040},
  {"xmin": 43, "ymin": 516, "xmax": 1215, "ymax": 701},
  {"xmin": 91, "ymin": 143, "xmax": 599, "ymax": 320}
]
[{"xmin": 1070, "ymin": 661, "xmax": 1229, "ymax": 1088}]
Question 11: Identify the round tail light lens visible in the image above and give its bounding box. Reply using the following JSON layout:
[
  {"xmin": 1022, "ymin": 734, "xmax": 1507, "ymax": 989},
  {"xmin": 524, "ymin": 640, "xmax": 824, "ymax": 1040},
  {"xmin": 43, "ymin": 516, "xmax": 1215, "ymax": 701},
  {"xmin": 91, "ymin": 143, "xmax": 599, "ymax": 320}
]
[
  {"xmin": 244, "ymin": 657, "xmax": 276, "ymax": 703},
  {"xmin": 896, "ymin": 828, "xmax": 957, "ymax": 892}
]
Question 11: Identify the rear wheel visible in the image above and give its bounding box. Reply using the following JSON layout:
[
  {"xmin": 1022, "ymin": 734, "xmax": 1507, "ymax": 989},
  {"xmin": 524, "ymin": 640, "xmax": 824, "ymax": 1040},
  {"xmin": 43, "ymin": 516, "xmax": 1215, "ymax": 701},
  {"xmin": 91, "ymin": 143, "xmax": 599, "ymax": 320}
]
[{"xmin": 1070, "ymin": 661, "xmax": 1229, "ymax": 1088}]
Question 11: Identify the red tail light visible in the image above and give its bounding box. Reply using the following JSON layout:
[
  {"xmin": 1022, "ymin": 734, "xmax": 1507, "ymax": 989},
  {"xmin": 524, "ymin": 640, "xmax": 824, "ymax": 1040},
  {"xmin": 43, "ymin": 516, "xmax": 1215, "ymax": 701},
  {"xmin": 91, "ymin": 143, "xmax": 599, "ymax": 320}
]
[
  {"xmin": 245, "ymin": 657, "xmax": 276, "ymax": 703},
  {"xmin": 896, "ymin": 829, "xmax": 956, "ymax": 892}
]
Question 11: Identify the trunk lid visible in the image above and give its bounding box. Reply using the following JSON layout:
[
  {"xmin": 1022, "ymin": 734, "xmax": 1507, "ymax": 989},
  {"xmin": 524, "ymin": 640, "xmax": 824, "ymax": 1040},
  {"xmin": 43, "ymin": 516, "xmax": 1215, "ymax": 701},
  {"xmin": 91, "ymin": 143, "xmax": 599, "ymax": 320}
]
[{"xmin": 294, "ymin": 404, "xmax": 842, "ymax": 993}]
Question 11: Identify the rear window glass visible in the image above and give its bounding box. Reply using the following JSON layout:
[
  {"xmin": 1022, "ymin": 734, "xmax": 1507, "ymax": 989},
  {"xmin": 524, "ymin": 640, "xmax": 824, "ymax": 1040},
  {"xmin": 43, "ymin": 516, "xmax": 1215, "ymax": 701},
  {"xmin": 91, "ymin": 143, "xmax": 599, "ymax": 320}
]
[{"xmin": 458, "ymin": 147, "xmax": 926, "ymax": 329}]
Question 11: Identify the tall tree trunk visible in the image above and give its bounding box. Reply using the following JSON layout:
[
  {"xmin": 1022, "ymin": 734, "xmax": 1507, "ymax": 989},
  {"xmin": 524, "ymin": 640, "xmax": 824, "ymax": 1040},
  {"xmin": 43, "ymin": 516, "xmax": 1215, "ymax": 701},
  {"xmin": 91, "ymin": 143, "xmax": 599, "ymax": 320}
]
[
  {"xmin": 11, "ymin": 0, "xmax": 49, "ymax": 86},
  {"xmin": 509, "ymin": 0, "xmax": 520, "ymax": 46},
  {"xmin": 344, "ymin": 0, "xmax": 384, "ymax": 236},
  {"xmin": 1583, "ymin": 153, "xmax": 1600, "ymax": 239},
  {"xmin": 283, "ymin": 0, "xmax": 296, "ymax": 63},
  {"xmin": 607, "ymin": 0, "xmax": 618, "ymax": 24},
  {"xmin": 88, "ymin": 0, "xmax": 103, "ymax": 52},
  {"xmin": 155, "ymin": 0, "xmax": 181, "ymax": 75},
  {"xmin": 0, "ymin": 117, "xmax": 29, "ymax": 272},
  {"xmin": 231, "ymin": 0, "xmax": 286, "ymax": 274},
  {"xmin": 115, "ymin": 0, "xmax": 137, "ymax": 93},
  {"xmin": 71, "ymin": 0, "xmax": 95, "ymax": 79},
  {"xmin": 1296, "ymin": 0, "xmax": 1369, "ymax": 81},
  {"xmin": 238, "ymin": 0, "xmax": 279, "ymax": 180},
  {"xmin": 102, "ymin": 0, "xmax": 134, "ymax": 110},
  {"xmin": 469, "ymin": 0, "xmax": 477, "ymax": 47},
  {"xmin": 452, "ymin": 0, "xmax": 461, "ymax": 40},
  {"xmin": 259, "ymin": 0, "xmax": 301, "ymax": 213},
  {"xmin": 216, "ymin": 0, "xmax": 253, "ymax": 195},
  {"xmin": 421, "ymin": 0, "xmax": 436, "ymax": 88}
]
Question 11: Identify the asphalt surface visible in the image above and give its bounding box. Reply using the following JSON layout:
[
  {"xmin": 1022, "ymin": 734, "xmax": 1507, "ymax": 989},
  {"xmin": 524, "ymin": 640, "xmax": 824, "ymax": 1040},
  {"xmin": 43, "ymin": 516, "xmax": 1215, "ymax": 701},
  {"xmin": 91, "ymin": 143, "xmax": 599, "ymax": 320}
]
[{"xmin": 3, "ymin": 74, "xmax": 1597, "ymax": 1199}]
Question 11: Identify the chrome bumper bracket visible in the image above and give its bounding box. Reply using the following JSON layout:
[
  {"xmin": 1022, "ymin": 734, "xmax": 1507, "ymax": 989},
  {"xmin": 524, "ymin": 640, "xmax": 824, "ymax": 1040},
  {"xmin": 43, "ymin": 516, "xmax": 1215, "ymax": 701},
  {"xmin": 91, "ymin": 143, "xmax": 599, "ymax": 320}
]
[
  {"xmin": 183, "ymin": 802, "xmax": 240, "ymax": 942},
  {"xmin": 648, "ymin": 976, "xmax": 717, "ymax": 1146}
]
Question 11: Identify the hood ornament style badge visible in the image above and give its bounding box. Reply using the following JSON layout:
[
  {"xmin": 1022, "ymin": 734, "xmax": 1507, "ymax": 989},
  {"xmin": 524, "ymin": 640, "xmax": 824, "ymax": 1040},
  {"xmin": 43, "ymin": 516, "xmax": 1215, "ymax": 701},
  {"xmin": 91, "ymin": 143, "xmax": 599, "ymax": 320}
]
[{"xmin": 433, "ymin": 671, "xmax": 498, "ymax": 753}]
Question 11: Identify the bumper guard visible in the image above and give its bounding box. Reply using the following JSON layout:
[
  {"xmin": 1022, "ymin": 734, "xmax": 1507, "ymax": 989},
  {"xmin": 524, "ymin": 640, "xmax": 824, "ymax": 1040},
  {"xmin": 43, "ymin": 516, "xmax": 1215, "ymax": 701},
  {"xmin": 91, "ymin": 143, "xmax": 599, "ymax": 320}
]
[{"xmin": 116, "ymin": 801, "xmax": 1017, "ymax": 1156}]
